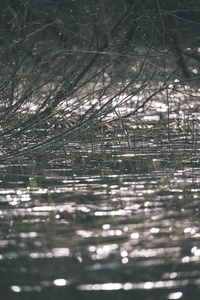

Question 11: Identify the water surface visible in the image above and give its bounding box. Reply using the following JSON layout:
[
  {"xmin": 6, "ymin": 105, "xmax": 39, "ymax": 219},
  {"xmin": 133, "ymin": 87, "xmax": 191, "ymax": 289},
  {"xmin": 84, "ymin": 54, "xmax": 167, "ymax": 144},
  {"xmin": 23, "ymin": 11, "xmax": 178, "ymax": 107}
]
[{"xmin": 1, "ymin": 116, "xmax": 200, "ymax": 300}]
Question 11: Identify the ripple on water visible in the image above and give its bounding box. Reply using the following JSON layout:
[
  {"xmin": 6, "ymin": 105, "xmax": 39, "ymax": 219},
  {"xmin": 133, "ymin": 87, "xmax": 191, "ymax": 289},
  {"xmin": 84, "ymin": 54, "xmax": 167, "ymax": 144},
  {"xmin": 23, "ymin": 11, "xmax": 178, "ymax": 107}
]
[{"xmin": 1, "ymin": 128, "xmax": 200, "ymax": 299}]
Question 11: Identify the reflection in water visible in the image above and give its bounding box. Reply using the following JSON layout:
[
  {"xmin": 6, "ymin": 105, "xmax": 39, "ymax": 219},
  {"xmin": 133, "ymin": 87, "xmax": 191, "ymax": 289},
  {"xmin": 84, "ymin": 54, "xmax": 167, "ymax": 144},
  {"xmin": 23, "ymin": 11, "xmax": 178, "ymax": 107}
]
[
  {"xmin": 1, "ymin": 108, "xmax": 200, "ymax": 299},
  {"xmin": 77, "ymin": 280, "xmax": 193, "ymax": 291}
]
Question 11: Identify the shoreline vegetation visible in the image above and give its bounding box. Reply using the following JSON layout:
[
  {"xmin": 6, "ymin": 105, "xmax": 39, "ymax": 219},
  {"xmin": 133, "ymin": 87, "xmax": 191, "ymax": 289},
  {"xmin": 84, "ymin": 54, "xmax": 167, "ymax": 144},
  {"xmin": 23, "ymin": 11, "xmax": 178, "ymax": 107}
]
[{"xmin": 0, "ymin": 0, "xmax": 200, "ymax": 160}]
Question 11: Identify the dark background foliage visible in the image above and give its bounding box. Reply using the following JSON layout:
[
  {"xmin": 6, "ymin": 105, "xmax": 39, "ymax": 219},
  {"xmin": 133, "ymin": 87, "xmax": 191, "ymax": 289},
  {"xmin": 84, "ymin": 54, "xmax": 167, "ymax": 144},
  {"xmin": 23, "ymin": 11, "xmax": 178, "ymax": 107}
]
[{"xmin": 0, "ymin": 0, "xmax": 199, "ymax": 157}]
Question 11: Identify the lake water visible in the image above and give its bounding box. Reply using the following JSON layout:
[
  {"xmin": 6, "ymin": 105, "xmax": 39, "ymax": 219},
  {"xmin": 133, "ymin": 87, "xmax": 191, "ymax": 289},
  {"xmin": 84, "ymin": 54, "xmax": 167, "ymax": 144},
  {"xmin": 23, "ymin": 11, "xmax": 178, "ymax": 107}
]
[
  {"xmin": 1, "ymin": 99, "xmax": 200, "ymax": 300},
  {"xmin": 1, "ymin": 1, "xmax": 200, "ymax": 298}
]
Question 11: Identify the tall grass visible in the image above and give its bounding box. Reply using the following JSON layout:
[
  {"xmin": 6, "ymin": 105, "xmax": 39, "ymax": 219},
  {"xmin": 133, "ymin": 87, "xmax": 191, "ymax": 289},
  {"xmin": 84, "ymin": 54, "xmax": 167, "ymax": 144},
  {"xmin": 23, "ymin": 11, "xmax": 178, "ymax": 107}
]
[{"xmin": 0, "ymin": 0, "xmax": 199, "ymax": 159}]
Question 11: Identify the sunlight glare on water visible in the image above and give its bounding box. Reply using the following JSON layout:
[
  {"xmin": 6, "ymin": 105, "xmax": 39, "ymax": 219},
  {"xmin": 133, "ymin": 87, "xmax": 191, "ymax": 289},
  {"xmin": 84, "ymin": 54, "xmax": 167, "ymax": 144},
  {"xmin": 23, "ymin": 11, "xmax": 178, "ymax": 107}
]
[{"xmin": 1, "ymin": 102, "xmax": 200, "ymax": 299}]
